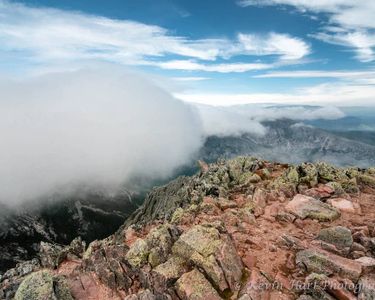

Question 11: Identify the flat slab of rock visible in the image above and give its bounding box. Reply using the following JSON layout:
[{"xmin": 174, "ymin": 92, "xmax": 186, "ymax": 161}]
[
  {"xmin": 327, "ymin": 198, "xmax": 355, "ymax": 213},
  {"xmin": 303, "ymin": 185, "xmax": 334, "ymax": 199},
  {"xmin": 286, "ymin": 194, "xmax": 340, "ymax": 221},
  {"xmin": 175, "ymin": 269, "xmax": 221, "ymax": 300},
  {"xmin": 296, "ymin": 249, "xmax": 362, "ymax": 282}
]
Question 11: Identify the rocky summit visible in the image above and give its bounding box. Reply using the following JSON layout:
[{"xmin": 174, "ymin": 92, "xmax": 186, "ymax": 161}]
[{"xmin": 2, "ymin": 156, "xmax": 375, "ymax": 300}]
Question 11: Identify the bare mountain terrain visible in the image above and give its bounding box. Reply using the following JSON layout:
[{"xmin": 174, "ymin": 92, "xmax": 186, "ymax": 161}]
[
  {"xmin": 1, "ymin": 119, "xmax": 375, "ymax": 275},
  {"xmin": 2, "ymin": 156, "xmax": 375, "ymax": 299}
]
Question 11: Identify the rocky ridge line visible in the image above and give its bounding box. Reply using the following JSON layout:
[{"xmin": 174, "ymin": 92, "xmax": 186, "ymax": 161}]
[{"xmin": 1, "ymin": 156, "xmax": 375, "ymax": 299}]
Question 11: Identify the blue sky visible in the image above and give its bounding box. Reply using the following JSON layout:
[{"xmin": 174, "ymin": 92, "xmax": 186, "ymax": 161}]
[{"xmin": 1, "ymin": 0, "xmax": 375, "ymax": 105}]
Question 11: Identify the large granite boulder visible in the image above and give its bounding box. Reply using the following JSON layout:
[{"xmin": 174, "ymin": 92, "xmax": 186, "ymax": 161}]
[
  {"xmin": 14, "ymin": 270, "xmax": 73, "ymax": 300},
  {"xmin": 172, "ymin": 224, "xmax": 243, "ymax": 292}
]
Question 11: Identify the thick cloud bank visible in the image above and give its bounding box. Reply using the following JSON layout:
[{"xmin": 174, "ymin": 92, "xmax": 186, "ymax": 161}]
[
  {"xmin": 195, "ymin": 104, "xmax": 345, "ymax": 137},
  {"xmin": 194, "ymin": 104, "xmax": 267, "ymax": 137},
  {"xmin": 0, "ymin": 69, "xmax": 203, "ymax": 204},
  {"xmin": 0, "ymin": 68, "xmax": 347, "ymax": 205}
]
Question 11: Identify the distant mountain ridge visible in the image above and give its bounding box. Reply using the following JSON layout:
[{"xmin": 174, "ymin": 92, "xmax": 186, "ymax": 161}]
[{"xmin": 200, "ymin": 119, "xmax": 375, "ymax": 167}]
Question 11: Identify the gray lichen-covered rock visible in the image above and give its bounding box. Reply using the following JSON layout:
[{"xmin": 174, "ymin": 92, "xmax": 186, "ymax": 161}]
[
  {"xmin": 314, "ymin": 163, "xmax": 360, "ymax": 193},
  {"xmin": 272, "ymin": 166, "xmax": 299, "ymax": 192},
  {"xmin": 14, "ymin": 270, "xmax": 73, "ymax": 300},
  {"xmin": 39, "ymin": 242, "xmax": 64, "ymax": 268},
  {"xmin": 296, "ymin": 249, "xmax": 362, "ymax": 282},
  {"xmin": 170, "ymin": 207, "xmax": 185, "ymax": 224},
  {"xmin": 147, "ymin": 225, "xmax": 177, "ymax": 267},
  {"xmin": 358, "ymin": 174, "xmax": 375, "ymax": 189},
  {"xmin": 126, "ymin": 225, "xmax": 178, "ymax": 269},
  {"xmin": 299, "ymin": 163, "xmax": 319, "ymax": 187},
  {"xmin": 172, "ymin": 224, "xmax": 243, "ymax": 292},
  {"xmin": 228, "ymin": 156, "xmax": 261, "ymax": 181},
  {"xmin": 286, "ymin": 194, "xmax": 340, "ymax": 221},
  {"xmin": 238, "ymin": 172, "xmax": 261, "ymax": 185},
  {"xmin": 341, "ymin": 178, "xmax": 360, "ymax": 194},
  {"xmin": 124, "ymin": 176, "xmax": 196, "ymax": 226},
  {"xmin": 316, "ymin": 162, "xmax": 348, "ymax": 183},
  {"xmin": 82, "ymin": 240, "xmax": 132, "ymax": 291},
  {"xmin": 317, "ymin": 226, "xmax": 353, "ymax": 249},
  {"xmin": 175, "ymin": 269, "xmax": 221, "ymax": 300},
  {"xmin": 126, "ymin": 238, "xmax": 150, "ymax": 268},
  {"xmin": 39, "ymin": 237, "xmax": 86, "ymax": 269},
  {"xmin": 270, "ymin": 161, "xmax": 362, "ymax": 197},
  {"xmin": 124, "ymin": 157, "xmax": 265, "ymax": 228},
  {"xmin": 151, "ymin": 256, "xmax": 188, "ymax": 294},
  {"xmin": 0, "ymin": 259, "xmax": 41, "ymax": 299},
  {"xmin": 153, "ymin": 256, "xmax": 187, "ymax": 282}
]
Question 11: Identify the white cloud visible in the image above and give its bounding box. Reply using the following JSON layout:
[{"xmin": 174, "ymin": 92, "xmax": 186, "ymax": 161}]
[
  {"xmin": 194, "ymin": 103, "xmax": 344, "ymax": 137},
  {"xmin": 0, "ymin": 0, "xmax": 310, "ymax": 73},
  {"xmin": 175, "ymin": 82, "xmax": 375, "ymax": 106},
  {"xmin": 0, "ymin": 68, "xmax": 204, "ymax": 204},
  {"xmin": 172, "ymin": 77, "xmax": 210, "ymax": 82},
  {"xmin": 238, "ymin": 0, "xmax": 375, "ymax": 62},
  {"xmin": 3, "ymin": 66, "xmax": 351, "ymax": 205},
  {"xmin": 236, "ymin": 32, "xmax": 310, "ymax": 60},
  {"xmin": 0, "ymin": 0, "xmax": 224, "ymax": 63},
  {"xmin": 312, "ymin": 31, "xmax": 375, "ymax": 62},
  {"xmin": 254, "ymin": 69, "xmax": 375, "ymax": 84},
  {"xmin": 238, "ymin": 0, "xmax": 375, "ymax": 29},
  {"xmin": 194, "ymin": 104, "xmax": 267, "ymax": 137},
  {"xmin": 249, "ymin": 106, "xmax": 346, "ymax": 121},
  {"xmin": 152, "ymin": 60, "xmax": 272, "ymax": 73}
]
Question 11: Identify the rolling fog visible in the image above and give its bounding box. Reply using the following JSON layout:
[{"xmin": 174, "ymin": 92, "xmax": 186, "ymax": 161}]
[
  {"xmin": 0, "ymin": 69, "xmax": 204, "ymax": 205},
  {"xmin": 0, "ymin": 68, "xmax": 346, "ymax": 206}
]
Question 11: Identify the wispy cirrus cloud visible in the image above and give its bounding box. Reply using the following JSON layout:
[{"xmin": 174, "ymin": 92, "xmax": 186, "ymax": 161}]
[
  {"xmin": 238, "ymin": 0, "xmax": 375, "ymax": 62},
  {"xmin": 235, "ymin": 32, "xmax": 310, "ymax": 60},
  {"xmin": 151, "ymin": 60, "xmax": 272, "ymax": 73},
  {"xmin": 0, "ymin": 0, "xmax": 310, "ymax": 73},
  {"xmin": 0, "ymin": 0, "xmax": 223, "ymax": 62},
  {"xmin": 238, "ymin": 0, "xmax": 375, "ymax": 30},
  {"xmin": 311, "ymin": 31, "xmax": 375, "ymax": 62}
]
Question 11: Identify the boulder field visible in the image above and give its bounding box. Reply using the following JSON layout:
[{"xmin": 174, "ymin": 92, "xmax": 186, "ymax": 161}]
[{"xmin": 2, "ymin": 156, "xmax": 375, "ymax": 299}]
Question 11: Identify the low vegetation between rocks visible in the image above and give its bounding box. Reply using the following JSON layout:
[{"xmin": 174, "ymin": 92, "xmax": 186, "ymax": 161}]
[{"xmin": 2, "ymin": 156, "xmax": 375, "ymax": 299}]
